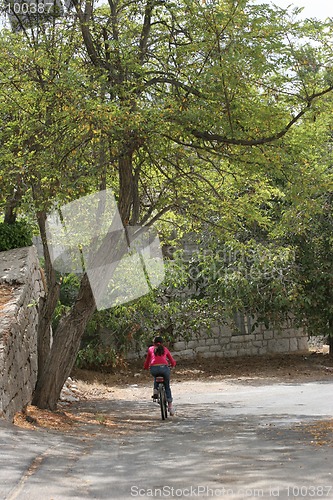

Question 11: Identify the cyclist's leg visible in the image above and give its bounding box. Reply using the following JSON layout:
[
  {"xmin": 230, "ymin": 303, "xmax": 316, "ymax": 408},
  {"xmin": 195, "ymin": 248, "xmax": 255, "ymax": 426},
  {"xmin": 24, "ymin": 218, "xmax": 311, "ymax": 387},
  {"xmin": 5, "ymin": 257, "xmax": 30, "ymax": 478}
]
[
  {"xmin": 149, "ymin": 366, "xmax": 160, "ymax": 395},
  {"xmin": 159, "ymin": 365, "xmax": 172, "ymax": 402},
  {"xmin": 158, "ymin": 366, "xmax": 174, "ymax": 414},
  {"xmin": 150, "ymin": 365, "xmax": 173, "ymax": 402}
]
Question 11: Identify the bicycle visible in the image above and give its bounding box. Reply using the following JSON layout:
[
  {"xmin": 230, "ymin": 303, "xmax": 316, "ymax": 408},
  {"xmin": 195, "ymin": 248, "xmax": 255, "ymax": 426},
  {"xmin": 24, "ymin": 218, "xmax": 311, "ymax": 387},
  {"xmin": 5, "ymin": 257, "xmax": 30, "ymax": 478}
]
[{"xmin": 152, "ymin": 375, "xmax": 168, "ymax": 420}]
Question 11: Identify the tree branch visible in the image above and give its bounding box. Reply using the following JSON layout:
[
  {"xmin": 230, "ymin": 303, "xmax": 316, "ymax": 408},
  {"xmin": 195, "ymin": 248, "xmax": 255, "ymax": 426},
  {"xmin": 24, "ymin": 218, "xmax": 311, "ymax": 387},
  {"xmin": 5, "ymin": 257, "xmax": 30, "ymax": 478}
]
[
  {"xmin": 72, "ymin": 0, "xmax": 105, "ymax": 68},
  {"xmin": 141, "ymin": 204, "xmax": 176, "ymax": 227},
  {"xmin": 139, "ymin": 0, "xmax": 154, "ymax": 64},
  {"xmin": 144, "ymin": 76, "xmax": 202, "ymax": 97},
  {"xmin": 189, "ymin": 86, "xmax": 333, "ymax": 146}
]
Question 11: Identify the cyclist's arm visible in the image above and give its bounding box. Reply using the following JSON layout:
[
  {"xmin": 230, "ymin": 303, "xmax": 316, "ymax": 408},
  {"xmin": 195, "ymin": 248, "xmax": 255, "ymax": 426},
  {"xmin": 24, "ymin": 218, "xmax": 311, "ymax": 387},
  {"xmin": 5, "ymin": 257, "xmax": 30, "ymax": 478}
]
[
  {"xmin": 143, "ymin": 349, "xmax": 152, "ymax": 370},
  {"xmin": 166, "ymin": 349, "xmax": 176, "ymax": 368}
]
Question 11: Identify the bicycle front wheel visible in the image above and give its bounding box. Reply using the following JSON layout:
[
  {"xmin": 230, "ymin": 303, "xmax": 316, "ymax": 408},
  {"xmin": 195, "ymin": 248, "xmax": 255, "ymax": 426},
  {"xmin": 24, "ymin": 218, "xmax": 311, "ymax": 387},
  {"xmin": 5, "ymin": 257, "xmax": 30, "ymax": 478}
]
[{"xmin": 159, "ymin": 384, "xmax": 168, "ymax": 420}]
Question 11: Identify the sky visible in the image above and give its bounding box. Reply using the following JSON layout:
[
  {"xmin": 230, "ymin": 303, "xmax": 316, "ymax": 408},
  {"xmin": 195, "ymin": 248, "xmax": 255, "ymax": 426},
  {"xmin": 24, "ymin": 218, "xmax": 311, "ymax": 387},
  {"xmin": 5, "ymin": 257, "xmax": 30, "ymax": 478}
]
[{"xmin": 267, "ymin": 0, "xmax": 332, "ymax": 21}]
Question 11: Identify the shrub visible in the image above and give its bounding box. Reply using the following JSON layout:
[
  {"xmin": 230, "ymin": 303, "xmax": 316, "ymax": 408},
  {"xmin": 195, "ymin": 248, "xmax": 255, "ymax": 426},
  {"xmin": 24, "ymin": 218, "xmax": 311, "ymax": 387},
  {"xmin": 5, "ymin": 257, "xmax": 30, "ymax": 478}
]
[
  {"xmin": 75, "ymin": 343, "xmax": 127, "ymax": 372},
  {"xmin": 0, "ymin": 221, "xmax": 32, "ymax": 251}
]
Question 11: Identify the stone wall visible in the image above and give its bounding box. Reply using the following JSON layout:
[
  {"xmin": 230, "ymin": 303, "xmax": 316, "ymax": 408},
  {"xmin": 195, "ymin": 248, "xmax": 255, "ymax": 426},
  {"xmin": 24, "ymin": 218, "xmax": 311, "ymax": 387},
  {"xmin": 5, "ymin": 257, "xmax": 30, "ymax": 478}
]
[
  {"xmin": 128, "ymin": 314, "xmax": 308, "ymax": 360},
  {"xmin": 0, "ymin": 246, "xmax": 44, "ymax": 421},
  {"xmin": 171, "ymin": 319, "xmax": 308, "ymax": 360}
]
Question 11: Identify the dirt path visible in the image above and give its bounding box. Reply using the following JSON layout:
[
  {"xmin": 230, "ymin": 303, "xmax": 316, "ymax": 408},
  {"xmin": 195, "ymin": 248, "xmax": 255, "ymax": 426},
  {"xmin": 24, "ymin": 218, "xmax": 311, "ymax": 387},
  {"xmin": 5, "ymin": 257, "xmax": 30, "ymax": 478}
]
[
  {"xmin": 14, "ymin": 351, "xmax": 333, "ymax": 436},
  {"xmin": 72, "ymin": 350, "xmax": 333, "ymax": 399}
]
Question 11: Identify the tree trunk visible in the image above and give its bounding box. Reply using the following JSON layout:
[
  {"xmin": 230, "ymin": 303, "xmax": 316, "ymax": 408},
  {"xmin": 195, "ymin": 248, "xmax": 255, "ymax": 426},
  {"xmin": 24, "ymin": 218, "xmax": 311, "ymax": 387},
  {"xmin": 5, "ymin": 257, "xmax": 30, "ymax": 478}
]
[
  {"xmin": 4, "ymin": 186, "xmax": 22, "ymax": 224},
  {"xmin": 32, "ymin": 147, "xmax": 136, "ymax": 410},
  {"xmin": 4, "ymin": 206, "xmax": 17, "ymax": 224},
  {"xmin": 32, "ymin": 274, "xmax": 96, "ymax": 409},
  {"xmin": 32, "ymin": 220, "xmax": 130, "ymax": 409},
  {"xmin": 118, "ymin": 152, "xmax": 134, "ymax": 224},
  {"xmin": 36, "ymin": 211, "xmax": 60, "ymax": 375}
]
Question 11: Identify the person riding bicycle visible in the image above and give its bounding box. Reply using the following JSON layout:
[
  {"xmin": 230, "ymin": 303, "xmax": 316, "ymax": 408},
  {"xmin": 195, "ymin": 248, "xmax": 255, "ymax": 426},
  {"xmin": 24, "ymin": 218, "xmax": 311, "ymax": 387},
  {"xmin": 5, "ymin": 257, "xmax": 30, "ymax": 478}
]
[{"xmin": 143, "ymin": 336, "xmax": 176, "ymax": 416}]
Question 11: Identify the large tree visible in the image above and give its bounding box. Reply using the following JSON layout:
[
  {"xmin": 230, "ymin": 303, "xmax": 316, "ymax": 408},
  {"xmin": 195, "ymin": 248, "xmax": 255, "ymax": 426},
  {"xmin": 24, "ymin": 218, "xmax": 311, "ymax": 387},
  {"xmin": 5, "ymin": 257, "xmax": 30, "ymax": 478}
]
[
  {"xmin": 272, "ymin": 93, "xmax": 333, "ymax": 355},
  {"xmin": 1, "ymin": 0, "xmax": 333, "ymax": 408}
]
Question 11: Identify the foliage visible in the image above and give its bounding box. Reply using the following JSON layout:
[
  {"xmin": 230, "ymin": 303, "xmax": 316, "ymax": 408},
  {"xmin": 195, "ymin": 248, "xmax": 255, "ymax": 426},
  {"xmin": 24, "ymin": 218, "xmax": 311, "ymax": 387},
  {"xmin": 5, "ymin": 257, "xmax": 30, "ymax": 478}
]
[
  {"xmin": 73, "ymin": 236, "xmax": 302, "ymax": 361},
  {"xmin": 0, "ymin": 221, "xmax": 32, "ymax": 251},
  {"xmin": 0, "ymin": 0, "xmax": 333, "ymax": 401},
  {"xmin": 72, "ymin": 256, "xmax": 218, "ymax": 360},
  {"xmin": 58, "ymin": 274, "xmax": 81, "ymax": 307},
  {"xmin": 267, "ymin": 93, "xmax": 333, "ymax": 348},
  {"xmin": 0, "ymin": 24, "xmax": 97, "ymax": 220},
  {"xmin": 194, "ymin": 239, "xmax": 299, "ymax": 327},
  {"xmin": 75, "ymin": 343, "xmax": 123, "ymax": 372},
  {"xmin": 286, "ymin": 193, "xmax": 333, "ymax": 339}
]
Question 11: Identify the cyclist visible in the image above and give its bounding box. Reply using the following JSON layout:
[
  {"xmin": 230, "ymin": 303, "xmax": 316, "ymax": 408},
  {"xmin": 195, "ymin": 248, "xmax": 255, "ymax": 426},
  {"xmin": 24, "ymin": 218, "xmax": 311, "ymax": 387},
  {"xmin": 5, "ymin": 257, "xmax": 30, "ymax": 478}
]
[{"xmin": 143, "ymin": 336, "xmax": 176, "ymax": 416}]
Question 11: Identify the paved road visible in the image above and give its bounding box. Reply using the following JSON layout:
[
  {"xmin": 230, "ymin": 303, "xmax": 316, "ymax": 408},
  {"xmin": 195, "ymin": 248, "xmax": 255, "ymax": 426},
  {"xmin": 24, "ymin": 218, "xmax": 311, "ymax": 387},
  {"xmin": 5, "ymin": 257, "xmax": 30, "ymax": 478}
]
[{"xmin": 1, "ymin": 380, "xmax": 333, "ymax": 500}]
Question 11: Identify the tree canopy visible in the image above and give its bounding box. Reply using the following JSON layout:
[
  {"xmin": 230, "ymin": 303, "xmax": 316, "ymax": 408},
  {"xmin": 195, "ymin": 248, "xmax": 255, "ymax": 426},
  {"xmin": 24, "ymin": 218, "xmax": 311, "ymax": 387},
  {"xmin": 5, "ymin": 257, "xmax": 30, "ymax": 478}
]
[{"xmin": 1, "ymin": 0, "xmax": 333, "ymax": 408}]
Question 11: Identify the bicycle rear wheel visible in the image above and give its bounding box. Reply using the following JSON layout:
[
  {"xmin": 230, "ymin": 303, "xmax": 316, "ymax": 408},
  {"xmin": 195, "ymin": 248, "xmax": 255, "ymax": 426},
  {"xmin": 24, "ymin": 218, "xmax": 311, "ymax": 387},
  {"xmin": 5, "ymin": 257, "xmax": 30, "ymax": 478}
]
[{"xmin": 159, "ymin": 384, "xmax": 168, "ymax": 420}]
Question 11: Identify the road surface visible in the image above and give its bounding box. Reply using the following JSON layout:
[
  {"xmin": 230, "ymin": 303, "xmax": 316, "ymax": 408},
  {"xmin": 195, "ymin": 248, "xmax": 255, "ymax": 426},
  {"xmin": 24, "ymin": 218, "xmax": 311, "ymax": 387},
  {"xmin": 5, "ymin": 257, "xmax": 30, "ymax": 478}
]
[{"xmin": 1, "ymin": 379, "xmax": 332, "ymax": 499}]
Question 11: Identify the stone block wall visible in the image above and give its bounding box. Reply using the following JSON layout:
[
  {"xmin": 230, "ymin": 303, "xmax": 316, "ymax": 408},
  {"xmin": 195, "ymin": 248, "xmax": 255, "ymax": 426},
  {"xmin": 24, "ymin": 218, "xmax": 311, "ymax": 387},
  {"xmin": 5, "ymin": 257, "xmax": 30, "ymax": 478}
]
[
  {"xmin": 128, "ymin": 315, "xmax": 308, "ymax": 361},
  {"xmin": 0, "ymin": 246, "xmax": 44, "ymax": 421},
  {"xmin": 171, "ymin": 320, "xmax": 308, "ymax": 360}
]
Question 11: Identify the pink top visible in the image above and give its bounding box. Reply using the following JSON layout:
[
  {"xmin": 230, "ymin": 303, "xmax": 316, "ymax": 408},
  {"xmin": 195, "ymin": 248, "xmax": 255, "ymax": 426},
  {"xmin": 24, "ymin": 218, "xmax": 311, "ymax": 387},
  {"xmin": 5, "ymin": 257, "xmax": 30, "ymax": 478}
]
[{"xmin": 143, "ymin": 345, "xmax": 176, "ymax": 370}]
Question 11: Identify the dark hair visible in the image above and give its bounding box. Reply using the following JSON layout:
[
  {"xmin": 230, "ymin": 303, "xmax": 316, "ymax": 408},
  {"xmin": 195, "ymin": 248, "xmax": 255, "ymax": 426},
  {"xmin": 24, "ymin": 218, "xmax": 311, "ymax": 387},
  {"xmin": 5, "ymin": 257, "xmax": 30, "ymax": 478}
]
[
  {"xmin": 153, "ymin": 336, "xmax": 163, "ymax": 345},
  {"xmin": 154, "ymin": 344, "xmax": 165, "ymax": 356}
]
